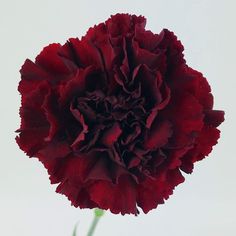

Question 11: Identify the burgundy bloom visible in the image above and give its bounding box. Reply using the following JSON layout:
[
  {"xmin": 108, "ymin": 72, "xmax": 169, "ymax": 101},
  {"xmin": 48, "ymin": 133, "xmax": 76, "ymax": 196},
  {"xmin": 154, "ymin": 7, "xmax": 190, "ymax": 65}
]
[{"xmin": 16, "ymin": 14, "xmax": 224, "ymax": 215}]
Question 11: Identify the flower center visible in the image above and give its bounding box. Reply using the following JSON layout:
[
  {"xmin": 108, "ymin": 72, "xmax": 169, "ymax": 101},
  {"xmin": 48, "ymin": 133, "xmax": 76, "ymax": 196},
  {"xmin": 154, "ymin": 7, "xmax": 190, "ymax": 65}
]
[{"xmin": 70, "ymin": 88, "xmax": 147, "ymax": 160}]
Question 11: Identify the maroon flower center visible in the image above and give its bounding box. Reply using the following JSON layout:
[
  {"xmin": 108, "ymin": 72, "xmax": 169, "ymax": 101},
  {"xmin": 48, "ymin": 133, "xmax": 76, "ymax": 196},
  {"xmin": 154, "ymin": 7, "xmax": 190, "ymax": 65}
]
[{"xmin": 69, "ymin": 83, "xmax": 156, "ymax": 170}]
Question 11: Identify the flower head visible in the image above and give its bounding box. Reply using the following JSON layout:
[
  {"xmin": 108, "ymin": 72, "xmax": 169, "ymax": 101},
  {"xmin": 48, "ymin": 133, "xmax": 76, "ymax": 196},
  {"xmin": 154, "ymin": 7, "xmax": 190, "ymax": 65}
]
[{"xmin": 16, "ymin": 13, "xmax": 224, "ymax": 215}]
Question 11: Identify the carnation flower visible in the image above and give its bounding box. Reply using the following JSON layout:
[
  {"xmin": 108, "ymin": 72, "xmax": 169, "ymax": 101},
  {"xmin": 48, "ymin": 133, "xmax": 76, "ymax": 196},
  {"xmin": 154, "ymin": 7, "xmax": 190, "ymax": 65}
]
[{"xmin": 16, "ymin": 13, "xmax": 224, "ymax": 215}]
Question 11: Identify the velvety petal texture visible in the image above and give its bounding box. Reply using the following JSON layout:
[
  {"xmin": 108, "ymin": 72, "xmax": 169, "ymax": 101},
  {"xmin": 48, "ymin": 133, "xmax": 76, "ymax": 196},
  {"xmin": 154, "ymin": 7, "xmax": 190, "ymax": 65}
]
[{"xmin": 16, "ymin": 13, "xmax": 224, "ymax": 215}]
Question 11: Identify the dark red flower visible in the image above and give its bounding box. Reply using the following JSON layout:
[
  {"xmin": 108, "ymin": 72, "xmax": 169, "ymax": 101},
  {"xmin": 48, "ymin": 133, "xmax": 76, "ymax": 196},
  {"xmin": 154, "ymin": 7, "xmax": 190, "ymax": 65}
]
[{"xmin": 16, "ymin": 13, "xmax": 224, "ymax": 215}]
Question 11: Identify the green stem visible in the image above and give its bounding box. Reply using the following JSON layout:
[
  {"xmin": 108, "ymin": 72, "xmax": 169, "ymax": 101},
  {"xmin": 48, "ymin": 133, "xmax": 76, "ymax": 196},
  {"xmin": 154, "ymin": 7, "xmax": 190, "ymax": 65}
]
[
  {"xmin": 72, "ymin": 223, "xmax": 78, "ymax": 236},
  {"xmin": 87, "ymin": 209, "xmax": 104, "ymax": 236}
]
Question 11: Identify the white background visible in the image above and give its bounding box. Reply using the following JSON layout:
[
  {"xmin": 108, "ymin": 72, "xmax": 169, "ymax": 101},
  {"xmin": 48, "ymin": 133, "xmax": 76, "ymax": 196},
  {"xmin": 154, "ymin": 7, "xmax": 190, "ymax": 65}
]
[{"xmin": 0, "ymin": 0, "xmax": 235, "ymax": 235}]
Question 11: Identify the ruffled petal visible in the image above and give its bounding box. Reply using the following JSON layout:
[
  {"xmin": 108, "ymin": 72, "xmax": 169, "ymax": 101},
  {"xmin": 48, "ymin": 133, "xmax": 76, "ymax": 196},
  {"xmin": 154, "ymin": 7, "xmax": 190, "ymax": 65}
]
[
  {"xmin": 100, "ymin": 123, "xmax": 122, "ymax": 147},
  {"xmin": 89, "ymin": 175, "xmax": 138, "ymax": 215},
  {"xmin": 137, "ymin": 169, "xmax": 184, "ymax": 213},
  {"xmin": 35, "ymin": 43, "xmax": 70, "ymax": 75},
  {"xmin": 69, "ymin": 38, "xmax": 102, "ymax": 69},
  {"xmin": 143, "ymin": 120, "xmax": 172, "ymax": 150},
  {"xmin": 180, "ymin": 126, "xmax": 221, "ymax": 173}
]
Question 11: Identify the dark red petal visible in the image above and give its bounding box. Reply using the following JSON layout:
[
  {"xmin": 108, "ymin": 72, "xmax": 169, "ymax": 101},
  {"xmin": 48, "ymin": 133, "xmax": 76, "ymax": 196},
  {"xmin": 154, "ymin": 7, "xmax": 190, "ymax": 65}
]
[
  {"xmin": 180, "ymin": 126, "xmax": 221, "ymax": 173},
  {"xmin": 194, "ymin": 126, "xmax": 221, "ymax": 157},
  {"xmin": 137, "ymin": 178, "xmax": 165, "ymax": 213},
  {"xmin": 17, "ymin": 82, "xmax": 51, "ymax": 156},
  {"xmin": 146, "ymin": 109, "xmax": 158, "ymax": 129},
  {"xmin": 119, "ymin": 38, "xmax": 130, "ymax": 79},
  {"xmin": 19, "ymin": 59, "xmax": 52, "ymax": 94},
  {"xmin": 137, "ymin": 169, "xmax": 184, "ymax": 213},
  {"xmin": 57, "ymin": 43, "xmax": 79, "ymax": 73},
  {"xmin": 171, "ymin": 66, "xmax": 214, "ymax": 110},
  {"xmin": 56, "ymin": 180, "xmax": 97, "ymax": 208},
  {"xmin": 143, "ymin": 120, "xmax": 172, "ymax": 149},
  {"xmin": 158, "ymin": 29, "xmax": 185, "ymax": 69},
  {"xmin": 88, "ymin": 153, "xmax": 133, "ymax": 183},
  {"xmin": 100, "ymin": 123, "xmax": 122, "ymax": 147},
  {"xmin": 20, "ymin": 59, "xmax": 51, "ymax": 81},
  {"xmin": 59, "ymin": 66, "xmax": 94, "ymax": 105},
  {"xmin": 70, "ymin": 104, "xmax": 88, "ymax": 148},
  {"xmin": 132, "ymin": 40, "xmax": 166, "ymax": 71},
  {"xmin": 16, "ymin": 127, "xmax": 49, "ymax": 156},
  {"xmin": 37, "ymin": 140, "xmax": 71, "ymax": 159},
  {"xmin": 89, "ymin": 175, "xmax": 138, "ymax": 215},
  {"xmin": 53, "ymin": 154, "xmax": 86, "ymax": 184},
  {"xmin": 85, "ymin": 22, "xmax": 108, "ymax": 43},
  {"xmin": 98, "ymin": 40, "xmax": 116, "ymax": 73},
  {"xmin": 106, "ymin": 13, "xmax": 146, "ymax": 37},
  {"xmin": 39, "ymin": 155, "xmax": 68, "ymax": 184},
  {"xmin": 133, "ymin": 65, "xmax": 162, "ymax": 106},
  {"xmin": 162, "ymin": 92, "xmax": 204, "ymax": 148},
  {"xmin": 145, "ymin": 84, "xmax": 171, "ymax": 128},
  {"xmin": 60, "ymin": 152, "xmax": 116, "ymax": 184},
  {"xmin": 134, "ymin": 26, "xmax": 163, "ymax": 51},
  {"xmin": 19, "ymin": 81, "xmax": 50, "ymax": 128},
  {"xmin": 167, "ymin": 148, "xmax": 191, "ymax": 170},
  {"xmin": 35, "ymin": 43, "xmax": 70, "ymax": 75},
  {"xmin": 121, "ymin": 122, "xmax": 141, "ymax": 145},
  {"xmin": 157, "ymin": 83, "xmax": 171, "ymax": 110},
  {"xmin": 19, "ymin": 105, "xmax": 48, "ymax": 131},
  {"xmin": 42, "ymin": 90, "xmax": 60, "ymax": 141},
  {"xmin": 188, "ymin": 68, "xmax": 213, "ymax": 110},
  {"xmin": 69, "ymin": 38, "xmax": 102, "ymax": 69},
  {"xmin": 204, "ymin": 110, "xmax": 225, "ymax": 127},
  {"xmin": 82, "ymin": 154, "xmax": 112, "ymax": 182},
  {"xmin": 127, "ymin": 156, "xmax": 142, "ymax": 169}
]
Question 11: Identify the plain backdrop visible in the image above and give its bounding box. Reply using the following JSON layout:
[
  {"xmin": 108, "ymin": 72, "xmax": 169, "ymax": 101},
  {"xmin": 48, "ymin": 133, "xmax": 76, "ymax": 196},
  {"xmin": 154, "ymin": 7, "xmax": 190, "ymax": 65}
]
[{"xmin": 0, "ymin": 0, "xmax": 235, "ymax": 235}]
